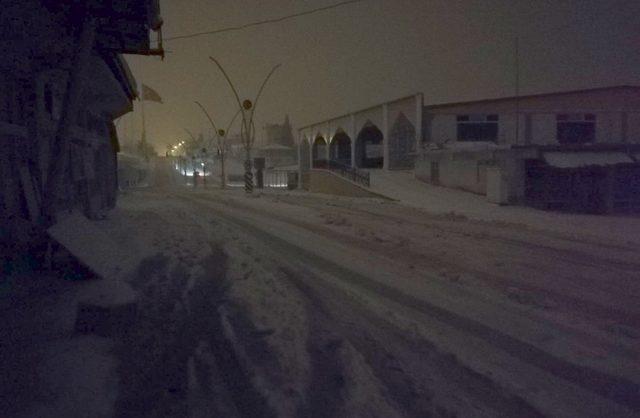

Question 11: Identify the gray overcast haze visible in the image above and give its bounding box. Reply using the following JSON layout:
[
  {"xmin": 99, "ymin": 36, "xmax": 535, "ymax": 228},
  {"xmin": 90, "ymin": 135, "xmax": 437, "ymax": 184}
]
[{"xmin": 118, "ymin": 0, "xmax": 640, "ymax": 151}]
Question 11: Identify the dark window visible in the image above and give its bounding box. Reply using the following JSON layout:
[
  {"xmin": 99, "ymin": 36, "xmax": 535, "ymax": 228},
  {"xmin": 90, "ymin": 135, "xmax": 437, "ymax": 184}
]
[
  {"xmin": 557, "ymin": 114, "xmax": 595, "ymax": 144},
  {"xmin": 457, "ymin": 114, "xmax": 499, "ymax": 142}
]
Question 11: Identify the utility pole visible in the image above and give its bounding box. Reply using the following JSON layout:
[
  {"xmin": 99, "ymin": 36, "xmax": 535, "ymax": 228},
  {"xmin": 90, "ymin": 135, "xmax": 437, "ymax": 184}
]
[
  {"xmin": 202, "ymin": 148, "xmax": 207, "ymax": 187},
  {"xmin": 218, "ymin": 129, "xmax": 228, "ymax": 189},
  {"xmin": 514, "ymin": 36, "xmax": 521, "ymax": 144}
]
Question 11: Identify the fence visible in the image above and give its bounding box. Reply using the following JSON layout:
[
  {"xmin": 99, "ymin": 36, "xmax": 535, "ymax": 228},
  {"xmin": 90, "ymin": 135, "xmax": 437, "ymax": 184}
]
[
  {"xmin": 313, "ymin": 159, "xmax": 370, "ymax": 188},
  {"xmin": 264, "ymin": 170, "xmax": 298, "ymax": 189}
]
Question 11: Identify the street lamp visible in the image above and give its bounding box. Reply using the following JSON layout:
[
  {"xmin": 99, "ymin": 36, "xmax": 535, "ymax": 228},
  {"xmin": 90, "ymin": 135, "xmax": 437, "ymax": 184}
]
[
  {"xmin": 208, "ymin": 56, "xmax": 281, "ymax": 194},
  {"xmin": 194, "ymin": 103, "xmax": 241, "ymax": 190}
]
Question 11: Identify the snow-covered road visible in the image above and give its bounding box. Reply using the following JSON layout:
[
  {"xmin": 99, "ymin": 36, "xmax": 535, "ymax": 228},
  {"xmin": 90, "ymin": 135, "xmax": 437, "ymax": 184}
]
[{"xmin": 99, "ymin": 184, "xmax": 640, "ymax": 418}]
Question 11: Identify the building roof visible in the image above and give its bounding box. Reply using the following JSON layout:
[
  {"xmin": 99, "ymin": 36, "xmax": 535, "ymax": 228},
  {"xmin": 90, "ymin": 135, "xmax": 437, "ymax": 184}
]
[
  {"xmin": 423, "ymin": 85, "xmax": 640, "ymax": 110},
  {"xmin": 298, "ymin": 93, "xmax": 421, "ymax": 131}
]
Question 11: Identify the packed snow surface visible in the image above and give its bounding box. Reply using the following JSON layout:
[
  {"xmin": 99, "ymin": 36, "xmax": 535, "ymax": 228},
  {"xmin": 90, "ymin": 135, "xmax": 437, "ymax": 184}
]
[{"xmin": 7, "ymin": 159, "xmax": 639, "ymax": 417}]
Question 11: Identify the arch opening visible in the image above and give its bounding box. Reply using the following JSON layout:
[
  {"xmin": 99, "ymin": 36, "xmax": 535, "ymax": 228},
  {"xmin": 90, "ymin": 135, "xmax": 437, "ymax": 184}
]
[
  {"xmin": 389, "ymin": 112, "xmax": 417, "ymax": 169},
  {"xmin": 355, "ymin": 123, "xmax": 384, "ymax": 169},
  {"xmin": 312, "ymin": 136, "xmax": 327, "ymax": 168},
  {"xmin": 329, "ymin": 131, "xmax": 352, "ymax": 166}
]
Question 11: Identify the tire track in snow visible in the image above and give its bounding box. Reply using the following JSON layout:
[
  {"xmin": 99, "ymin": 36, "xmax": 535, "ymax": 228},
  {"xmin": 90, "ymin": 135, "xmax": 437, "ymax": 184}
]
[
  {"xmin": 281, "ymin": 266, "xmax": 547, "ymax": 418},
  {"xmin": 174, "ymin": 192, "xmax": 640, "ymax": 415},
  {"xmin": 192, "ymin": 191, "xmax": 640, "ymax": 327}
]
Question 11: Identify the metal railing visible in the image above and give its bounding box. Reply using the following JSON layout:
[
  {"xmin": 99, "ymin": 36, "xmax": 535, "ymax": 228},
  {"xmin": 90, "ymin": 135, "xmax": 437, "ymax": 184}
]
[
  {"xmin": 264, "ymin": 170, "xmax": 291, "ymax": 188},
  {"xmin": 313, "ymin": 159, "xmax": 370, "ymax": 188}
]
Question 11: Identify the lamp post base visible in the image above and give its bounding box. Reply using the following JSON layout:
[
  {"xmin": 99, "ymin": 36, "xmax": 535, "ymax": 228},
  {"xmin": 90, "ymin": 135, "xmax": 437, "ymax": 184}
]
[{"xmin": 244, "ymin": 159, "xmax": 253, "ymax": 194}]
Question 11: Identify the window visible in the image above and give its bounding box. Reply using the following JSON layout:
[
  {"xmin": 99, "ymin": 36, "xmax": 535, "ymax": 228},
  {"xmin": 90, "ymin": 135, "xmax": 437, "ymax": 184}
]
[
  {"xmin": 556, "ymin": 113, "xmax": 595, "ymax": 144},
  {"xmin": 457, "ymin": 114, "xmax": 499, "ymax": 142}
]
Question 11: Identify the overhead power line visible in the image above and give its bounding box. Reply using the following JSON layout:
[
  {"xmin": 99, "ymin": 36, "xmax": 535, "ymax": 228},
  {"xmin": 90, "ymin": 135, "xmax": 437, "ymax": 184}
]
[{"xmin": 164, "ymin": 0, "xmax": 366, "ymax": 42}]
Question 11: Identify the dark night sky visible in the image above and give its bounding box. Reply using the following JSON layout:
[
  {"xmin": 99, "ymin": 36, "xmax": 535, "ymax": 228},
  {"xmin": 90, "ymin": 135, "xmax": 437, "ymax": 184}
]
[{"xmin": 117, "ymin": 0, "xmax": 640, "ymax": 151}]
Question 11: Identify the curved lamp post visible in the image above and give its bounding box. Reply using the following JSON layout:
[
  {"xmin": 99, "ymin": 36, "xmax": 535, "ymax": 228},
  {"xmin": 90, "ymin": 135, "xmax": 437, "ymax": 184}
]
[
  {"xmin": 209, "ymin": 56, "xmax": 281, "ymax": 193},
  {"xmin": 194, "ymin": 104, "xmax": 241, "ymax": 190}
]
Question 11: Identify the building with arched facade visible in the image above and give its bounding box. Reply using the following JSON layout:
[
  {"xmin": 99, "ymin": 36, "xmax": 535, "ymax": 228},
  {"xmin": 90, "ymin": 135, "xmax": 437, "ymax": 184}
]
[
  {"xmin": 298, "ymin": 94, "xmax": 424, "ymax": 173},
  {"xmin": 298, "ymin": 86, "xmax": 640, "ymax": 213}
]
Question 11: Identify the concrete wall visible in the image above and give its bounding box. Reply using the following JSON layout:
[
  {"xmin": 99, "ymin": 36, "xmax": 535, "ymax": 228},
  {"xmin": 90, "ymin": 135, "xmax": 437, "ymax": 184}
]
[
  {"xmin": 415, "ymin": 151, "xmax": 489, "ymax": 195},
  {"xmin": 415, "ymin": 147, "xmax": 533, "ymax": 202},
  {"xmin": 428, "ymin": 114, "xmax": 457, "ymax": 144}
]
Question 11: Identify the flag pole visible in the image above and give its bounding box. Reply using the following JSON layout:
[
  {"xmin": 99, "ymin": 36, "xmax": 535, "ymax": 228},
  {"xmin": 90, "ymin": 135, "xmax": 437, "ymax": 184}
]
[
  {"xmin": 140, "ymin": 85, "xmax": 147, "ymax": 144},
  {"xmin": 514, "ymin": 36, "xmax": 520, "ymax": 144}
]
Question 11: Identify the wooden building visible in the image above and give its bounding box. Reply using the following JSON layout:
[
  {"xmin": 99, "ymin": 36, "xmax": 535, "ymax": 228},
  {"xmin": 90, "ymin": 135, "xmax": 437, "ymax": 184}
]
[{"xmin": 0, "ymin": 0, "xmax": 163, "ymax": 234}]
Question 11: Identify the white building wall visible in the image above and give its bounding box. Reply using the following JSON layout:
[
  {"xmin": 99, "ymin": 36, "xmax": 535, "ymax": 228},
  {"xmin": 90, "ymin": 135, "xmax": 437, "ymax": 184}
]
[
  {"xmin": 426, "ymin": 110, "xmax": 640, "ymax": 146},
  {"xmin": 529, "ymin": 114, "xmax": 557, "ymax": 145},
  {"xmin": 423, "ymin": 87, "xmax": 640, "ymax": 147},
  {"xmin": 596, "ymin": 112, "xmax": 624, "ymax": 143},
  {"xmin": 430, "ymin": 114, "xmax": 457, "ymax": 144},
  {"xmin": 419, "ymin": 87, "xmax": 640, "ymax": 206},
  {"xmin": 497, "ymin": 113, "xmax": 516, "ymax": 145}
]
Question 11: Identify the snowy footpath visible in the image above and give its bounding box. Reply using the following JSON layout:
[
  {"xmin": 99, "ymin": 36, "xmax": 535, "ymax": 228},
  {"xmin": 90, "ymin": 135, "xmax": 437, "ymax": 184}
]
[
  {"xmin": 3, "ymin": 180, "xmax": 639, "ymax": 417},
  {"xmin": 368, "ymin": 170, "xmax": 640, "ymax": 246}
]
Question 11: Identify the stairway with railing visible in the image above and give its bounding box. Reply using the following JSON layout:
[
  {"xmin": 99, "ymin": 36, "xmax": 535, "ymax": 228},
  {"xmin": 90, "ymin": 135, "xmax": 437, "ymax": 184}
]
[{"xmin": 312, "ymin": 159, "xmax": 370, "ymax": 188}]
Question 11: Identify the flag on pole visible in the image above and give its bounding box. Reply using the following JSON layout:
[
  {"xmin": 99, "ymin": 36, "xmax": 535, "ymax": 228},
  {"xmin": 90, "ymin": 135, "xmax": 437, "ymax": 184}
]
[{"xmin": 141, "ymin": 83, "xmax": 163, "ymax": 103}]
